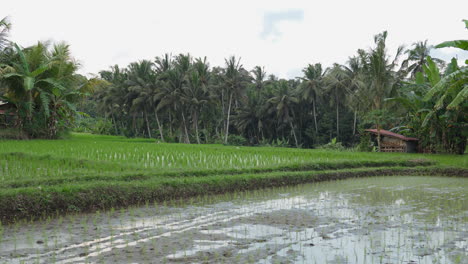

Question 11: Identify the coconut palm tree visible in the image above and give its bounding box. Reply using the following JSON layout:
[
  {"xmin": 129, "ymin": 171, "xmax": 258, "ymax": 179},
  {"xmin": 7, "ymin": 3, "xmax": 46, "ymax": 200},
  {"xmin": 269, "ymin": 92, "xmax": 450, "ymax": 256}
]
[
  {"xmin": 222, "ymin": 56, "xmax": 246, "ymax": 144},
  {"xmin": 233, "ymin": 88, "xmax": 268, "ymax": 143},
  {"xmin": 251, "ymin": 66, "xmax": 266, "ymax": 96},
  {"xmin": 335, "ymin": 56, "xmax": 368, "ymax": 136},
  {"xmin": 267, "ymin": 80, "xmax": 300, "ymax": 147},
  {"xmin": 402, "ymin": 40, "xmax": 444, "ymax": 78},
  {"xmin": 126, "ymin": 60, "xmax": 155, "ymax": 138},
  {"xmin": 155, "ymin": 54, "xmax": 192, "ymax": 143},
  {"xmin": 324, "ymin": 64, "xmax": 349, "ymax": 141},
  {"xmin": 360, "ymin": 31, "xmax": 404, "ymax": 111},
  {"xmin": 181, "ymin": 57, "xmax": 211, "ymax": 144},
  {"xmin": 297, "ymin": 63, "xmax": 325, "ymax": 134},
  {"xmin": 97, "ymin": 65, "xmax": 128, "ymax": 134}
]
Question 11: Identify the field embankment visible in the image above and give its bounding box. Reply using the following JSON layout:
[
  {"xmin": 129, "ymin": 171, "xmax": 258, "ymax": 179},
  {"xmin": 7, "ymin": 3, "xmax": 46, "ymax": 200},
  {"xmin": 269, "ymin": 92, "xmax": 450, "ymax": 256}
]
[{"xmin": 0, "ymin": 133, "xmax": 466, "ymax": 222}]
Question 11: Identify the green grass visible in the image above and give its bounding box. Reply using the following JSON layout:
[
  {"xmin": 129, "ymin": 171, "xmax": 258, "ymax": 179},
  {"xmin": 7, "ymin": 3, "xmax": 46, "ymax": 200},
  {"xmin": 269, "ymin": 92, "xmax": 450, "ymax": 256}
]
[{"xmin": 0, "ymin": 133, "xmax": 466, "ymax": 222}]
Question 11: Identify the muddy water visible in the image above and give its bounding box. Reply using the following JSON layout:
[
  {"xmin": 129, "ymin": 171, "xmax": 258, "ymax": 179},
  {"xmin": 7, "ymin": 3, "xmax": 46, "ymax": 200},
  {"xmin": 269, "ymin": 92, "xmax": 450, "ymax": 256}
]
[{"xmin": 1, "ymin": 176, "xmax": 467, "ymax": 264}]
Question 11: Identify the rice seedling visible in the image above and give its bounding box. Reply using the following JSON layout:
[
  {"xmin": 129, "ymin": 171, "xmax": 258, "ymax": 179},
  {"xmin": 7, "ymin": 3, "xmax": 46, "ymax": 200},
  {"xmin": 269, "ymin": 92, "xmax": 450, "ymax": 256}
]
[{"xmin": 0, "ymin": 134, "xmax": 466, "ymax": 263}]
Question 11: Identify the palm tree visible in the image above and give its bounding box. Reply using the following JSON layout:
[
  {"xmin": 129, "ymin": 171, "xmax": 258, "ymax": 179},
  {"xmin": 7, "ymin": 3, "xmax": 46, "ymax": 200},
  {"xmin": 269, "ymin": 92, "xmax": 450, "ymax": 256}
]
[
  {"xmin": 357, "ymin": 31, "xmax": 404, "ymax": 149},
  {"xmin": 360, "ymin": 31, "xmax": 404, "ymax": 111},
  {"xmin": 222, "ymin": 56, "xmax": 246, "ymax": 144},
  {"xmin": 126, "ymin": 60, "xmax": 155, "ymax": 138},
  {"xmin": 97, "ymin": 65, "xmax": 128, "ymax": 134},
  {"xmin": 251, "ymin": 66, "xmax": 266, "ymax": 96},
  {"xmin": 267, "ymin": 80, "xmax": 300, "ymax": 147},
  {"xmin": 324, "ymin": 64, "xmax": 348, "ymax": 141},
  {"xmin": 342, "ymin": 56, "xmax": 366, "ymax": 135},
  {"xmin": 233, "ymin": 88, "xmax": 267, "ymax": 143},
  {"xmin": 153, "ymin": 54, "xmax": 175, "ymax": 141},
  {"xmin": 155, "ymin": 54, "xmax": 192, "ymax": 143},
  {"xmin": 155, "ymin": 53, "xmax": 173, "ymax": 74},
  {"xmin": 297, "ymin": 63, "xmax": 325, "ymax": 134},
  {"xmin": 402, "ymin": 40, "xmax": 444, "ymax": 78},
  {"xmin": 182, "ymin": 57, "xmax": 211, "ymax": 144}
]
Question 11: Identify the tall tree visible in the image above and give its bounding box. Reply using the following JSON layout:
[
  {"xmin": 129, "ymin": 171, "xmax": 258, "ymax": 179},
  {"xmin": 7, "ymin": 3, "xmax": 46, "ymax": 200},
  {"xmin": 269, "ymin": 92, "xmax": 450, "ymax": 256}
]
[
  {"xmin": 183, "ymin": 57, "xmax": 211, "ymax": 144},
  {"xmin": 358, "ymin": 31, "xmax": 404, "ymax": 149},
  {"xmin": 402, "ymin": 40, "xmax": 444, "ymax": 78},
  {"xmin": 324, "ymin": 64, "xmax": 348, "ymax": 140},
  {"xmin": 251, "ymin": 66, "xmax": 266, "ymax": 96},
  {"xmin": 267, "ymin": 80, "xmax": 300, "ymax": 147},
  {"xmin": 126, "ymin": 60, "xmax": 155, "ymax": 138},
  {"xmin": 297, "ymin": 63, "xmax": 325, "ymax": 134},
  {"xmin": 222, "ymin": 56, "xmax": 246, "ymax": 144}
]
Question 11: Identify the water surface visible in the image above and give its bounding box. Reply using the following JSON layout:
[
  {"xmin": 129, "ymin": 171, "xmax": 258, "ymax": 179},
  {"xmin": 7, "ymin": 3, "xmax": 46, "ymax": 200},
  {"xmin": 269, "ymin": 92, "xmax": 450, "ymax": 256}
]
[{"xmin": 0, "ymin": 176, "xmax": 467, "ymax": 263}]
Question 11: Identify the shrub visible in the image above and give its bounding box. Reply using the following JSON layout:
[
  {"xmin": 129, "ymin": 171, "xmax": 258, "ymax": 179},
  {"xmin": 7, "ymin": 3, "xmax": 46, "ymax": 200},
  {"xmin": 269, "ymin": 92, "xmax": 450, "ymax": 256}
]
[
  {"xmin": 318, "ymin": 138, "xmax": 346, "ymax": 151},
  {"xmin": 358, "ymin": 133, "xmax": 374, "ymax": 152},
  {"xmin": 225, "ymin": 135, "xmax": 247, "ymax": 146}
]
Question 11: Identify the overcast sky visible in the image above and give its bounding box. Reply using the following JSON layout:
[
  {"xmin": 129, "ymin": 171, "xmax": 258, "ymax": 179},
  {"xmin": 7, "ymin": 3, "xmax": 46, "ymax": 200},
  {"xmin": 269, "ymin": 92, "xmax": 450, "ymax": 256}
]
[{"xmin": 2, "ymin": 0, "xmax": 468, "ymax": 78}]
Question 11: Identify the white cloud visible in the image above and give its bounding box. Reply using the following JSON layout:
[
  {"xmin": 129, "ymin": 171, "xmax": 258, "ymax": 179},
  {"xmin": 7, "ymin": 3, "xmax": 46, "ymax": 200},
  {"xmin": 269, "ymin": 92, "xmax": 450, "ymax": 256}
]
[
  {"xmin": 260, "ymin": 9, "xmax": 304, "ymax": 41},
  {"xmin": 1, "ymin": 0, "xmax": 467, "ymax": 78}
]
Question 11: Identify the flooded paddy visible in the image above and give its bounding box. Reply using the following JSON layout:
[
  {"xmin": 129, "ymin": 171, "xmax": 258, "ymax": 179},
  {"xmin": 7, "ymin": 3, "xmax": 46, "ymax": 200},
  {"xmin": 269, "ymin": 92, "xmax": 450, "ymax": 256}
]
[{"xmin": 1, "ymin": 176, "xmax": 467, "ymax": 264}]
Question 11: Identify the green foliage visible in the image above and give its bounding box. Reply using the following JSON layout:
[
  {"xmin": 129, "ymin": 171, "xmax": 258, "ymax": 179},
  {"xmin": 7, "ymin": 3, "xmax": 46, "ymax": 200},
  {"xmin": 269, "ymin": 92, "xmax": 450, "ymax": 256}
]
[
  {"xmin": 358, "ymin": 133, "xmax": 373, "ymax": 152},
  {"xmin": 225, "ymin": 134, "xmax": 247, "ymax": 146},
  {"xmin": 0, "ymin": 40, "xmax": 98, "ymax": 138},
  {"xmin": 75, "ymin": 117, "xmax": 114, "ymax": 135},
  {"xmin": 318, "ymin": 138, "xmax": 346, "ymax": 151}
]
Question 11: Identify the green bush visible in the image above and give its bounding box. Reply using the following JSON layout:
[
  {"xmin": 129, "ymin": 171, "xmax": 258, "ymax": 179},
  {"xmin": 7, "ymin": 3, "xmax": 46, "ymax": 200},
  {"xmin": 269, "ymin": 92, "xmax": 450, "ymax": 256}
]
[
  {"xmin": 225, "ymin": 135, "xmax": 247, "ymax": 146},
  {"xmin": 358, "ymin": 133, "xmax": 374, "ymax": 152},
  {"xmin": 318, "ymin": 138, "xmax": 346, "ymax": 151}
]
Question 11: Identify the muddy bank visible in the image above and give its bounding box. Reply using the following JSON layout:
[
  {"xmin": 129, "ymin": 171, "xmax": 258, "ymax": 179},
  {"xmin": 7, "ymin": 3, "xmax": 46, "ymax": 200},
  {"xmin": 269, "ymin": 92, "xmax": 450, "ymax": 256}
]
[{"xmin": 1, "ymin": 167, "xmax": 466, "ymax": 223}]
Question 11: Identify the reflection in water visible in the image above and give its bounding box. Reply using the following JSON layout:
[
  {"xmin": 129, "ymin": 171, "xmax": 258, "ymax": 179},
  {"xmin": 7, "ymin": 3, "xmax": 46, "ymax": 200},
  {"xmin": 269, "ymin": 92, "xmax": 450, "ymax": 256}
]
[{"xmin": 0, "ymin": 176, "xmax": 467, "ymax": 263}]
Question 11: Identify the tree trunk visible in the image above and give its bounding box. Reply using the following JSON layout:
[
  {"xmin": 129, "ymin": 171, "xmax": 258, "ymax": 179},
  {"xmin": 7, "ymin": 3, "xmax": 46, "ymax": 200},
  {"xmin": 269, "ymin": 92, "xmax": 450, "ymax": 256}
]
[
  {"xmin": 312, "ymin": 99, "xmax": 318, "ymax": 134},
  {"xmin": 181, "ymin": 111, "xmax": 190, "ymax": 144},
  {"xmin": 132, "ymin": 113, "xmax": 137, "ymax": 136},
  {"xmin": 111, "ymin": 112, "xmax": 118, "ymax": 135},
  {"xmin": 144, "ymin": 110, "xmax": 152, "ymax": 138},
  {"xmin": 336, "ymin": 102, "xmax": 339, "ymax": 140},
  {"xmin": 289, "ymin": 120, "xmax": 299, "ymax": 148},
  {"xmin": 154, "ymin": 110, "xmax": 164, "ymax": 142},
  {"xmin": 377, "ymin": 123, "xmax": 381, "ymax": 152},
  {"xmin": 193, "ymin": 111, "xmax": 201, "ymax": 144},
  {"xmin": 224, "ymin": 93, "xmax": 233, "ymax": 144},
  {"xmin": 352, "ymin": 110, "xmax": 357, "ymax": 135},
  {"xmin": 168, "ymin": 112, "xmax": 173, "ymax": 138}
]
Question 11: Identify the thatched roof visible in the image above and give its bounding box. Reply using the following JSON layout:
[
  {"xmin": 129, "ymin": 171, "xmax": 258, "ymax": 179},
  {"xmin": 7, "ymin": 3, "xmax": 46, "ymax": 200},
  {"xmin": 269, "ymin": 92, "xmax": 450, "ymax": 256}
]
[{"xmin": 365, "ymin": 129, "xmax": 418, "ymax": 141}]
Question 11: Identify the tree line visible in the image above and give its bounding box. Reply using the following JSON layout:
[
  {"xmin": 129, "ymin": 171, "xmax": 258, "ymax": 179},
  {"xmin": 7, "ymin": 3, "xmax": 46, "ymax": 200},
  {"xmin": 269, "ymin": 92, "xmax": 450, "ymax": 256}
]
[{"xmin": 1, "ymin": 17, "xmax": 467, "ymax": 153}]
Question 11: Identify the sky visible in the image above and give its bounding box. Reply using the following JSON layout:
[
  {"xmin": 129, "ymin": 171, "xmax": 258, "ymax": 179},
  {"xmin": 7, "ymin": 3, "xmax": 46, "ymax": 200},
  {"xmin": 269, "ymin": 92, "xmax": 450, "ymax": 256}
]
[{"xmin": 2, "ymin": 0, "xmax": 468, "ymax": 78}]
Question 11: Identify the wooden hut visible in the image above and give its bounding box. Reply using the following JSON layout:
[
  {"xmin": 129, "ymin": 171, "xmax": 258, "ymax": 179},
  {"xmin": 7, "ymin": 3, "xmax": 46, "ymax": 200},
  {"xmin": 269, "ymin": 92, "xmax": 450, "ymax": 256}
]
[{"xmin": 365, "ymin": 129, "xmax": 418, "ymax": 153}]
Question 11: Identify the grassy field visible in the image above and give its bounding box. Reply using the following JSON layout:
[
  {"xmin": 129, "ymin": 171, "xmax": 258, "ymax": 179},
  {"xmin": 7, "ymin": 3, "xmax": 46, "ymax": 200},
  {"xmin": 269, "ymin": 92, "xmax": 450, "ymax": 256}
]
[{"xmin": 0, "ymin": 133, "xmax": 466, "ymax": 222}]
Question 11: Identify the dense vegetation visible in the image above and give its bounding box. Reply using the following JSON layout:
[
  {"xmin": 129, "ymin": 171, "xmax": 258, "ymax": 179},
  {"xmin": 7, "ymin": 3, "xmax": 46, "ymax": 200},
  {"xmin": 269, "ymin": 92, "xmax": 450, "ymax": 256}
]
[
  {"xmin": 0, "ymin": 17, "xmax": 467, "ymax": 153},
  {"xmin": 0, "ymin": 133, "xmax": 466, "ymax": 222},
  {"xmin": 0, "ymin": 17, "xmax": 101, "ymax": 139}
]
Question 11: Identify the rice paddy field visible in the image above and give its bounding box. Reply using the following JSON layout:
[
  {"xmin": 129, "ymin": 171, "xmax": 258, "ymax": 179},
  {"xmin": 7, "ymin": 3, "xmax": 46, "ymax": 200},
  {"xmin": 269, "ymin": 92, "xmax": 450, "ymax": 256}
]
[{"xmin": 0, "ymin": 133, "xmax": 467, "ymax": 263}]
